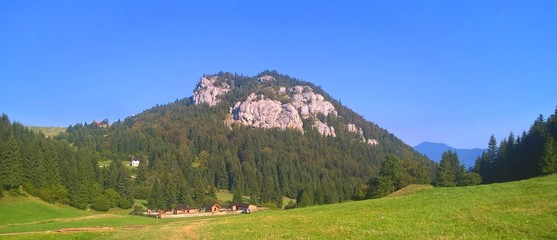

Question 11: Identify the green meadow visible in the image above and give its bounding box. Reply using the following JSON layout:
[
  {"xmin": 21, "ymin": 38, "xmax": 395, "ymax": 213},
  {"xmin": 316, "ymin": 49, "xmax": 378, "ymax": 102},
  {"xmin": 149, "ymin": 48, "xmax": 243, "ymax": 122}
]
[
  {"xmin": 25, "ymin": 126, "xmax": 65, "ymax": 138},
  {"xmin": 1, "ymin": 175, "xmax": 556, "ymax": 239}
]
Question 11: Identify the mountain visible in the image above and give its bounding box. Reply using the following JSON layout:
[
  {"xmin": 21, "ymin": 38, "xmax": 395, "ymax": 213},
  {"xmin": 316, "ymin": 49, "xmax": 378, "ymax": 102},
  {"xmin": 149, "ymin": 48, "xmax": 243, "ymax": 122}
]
[
  {"xmin": 413, "ymin": 142, "xmax": 485, "ymax": 168},
  {"xmin": 0, "ymin": 70, "xmax": 435, "ymax": 210},
  {"xmin": 116, "ymin": 71, "xmax": 434, "ymax": 204}
]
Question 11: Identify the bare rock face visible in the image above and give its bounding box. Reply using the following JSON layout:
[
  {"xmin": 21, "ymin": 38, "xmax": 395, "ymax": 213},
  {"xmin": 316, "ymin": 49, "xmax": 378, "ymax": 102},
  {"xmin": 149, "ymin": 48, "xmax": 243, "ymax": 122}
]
[
  {"xmin": 258, "ymin": 74, "xmax": 275, "ymax": 82},
  {"xmin": 288, "ymin": 86, "xmax": 337, "ymax": 118},
  {"xmin": 347, "ymin": 123, "xmax": 364, "ymax": 137},
  {"xmin": 193, "ymin": 76, "xmax": 230, "ymax": 106},
  {"xmin": 230, "ymin": 85, "xmax": 338, "ymax": 136},
  {"xmin": 313, "ymin": 119, "xmax": 336, "ymax": 137},
  {"xmin": 231, "ymin": 93, "xmax": 303, "ymax": 131},
  {"xmin": 366, "ymin": 139, "xmax": 379, "ymax": 146},
  {"xmin": 348, "ymin": 123, "xmax": 379, "ymax": 146}
]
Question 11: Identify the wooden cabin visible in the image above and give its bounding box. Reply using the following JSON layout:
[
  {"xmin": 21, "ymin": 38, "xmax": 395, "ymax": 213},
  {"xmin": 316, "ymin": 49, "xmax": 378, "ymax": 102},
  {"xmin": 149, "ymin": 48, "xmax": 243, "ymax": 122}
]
[{"xmin": 206, "ymin": 204, "xmax": 221, "ymax": 213}]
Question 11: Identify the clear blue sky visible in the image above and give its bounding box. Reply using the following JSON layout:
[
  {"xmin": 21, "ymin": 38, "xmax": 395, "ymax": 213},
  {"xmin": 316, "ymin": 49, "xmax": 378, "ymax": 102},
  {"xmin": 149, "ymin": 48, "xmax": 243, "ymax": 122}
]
[{"xmin": 1, "ymin": 1, "xmax": 556, "ymax": 149}]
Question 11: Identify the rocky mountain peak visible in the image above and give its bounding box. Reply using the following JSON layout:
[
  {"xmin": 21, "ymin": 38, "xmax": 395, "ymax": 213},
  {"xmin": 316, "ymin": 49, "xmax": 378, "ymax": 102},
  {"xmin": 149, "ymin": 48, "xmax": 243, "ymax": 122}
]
[
  {"xmin": 193, "ymin": 76, "xmax": 230, "ymax": 106},
  {"xmin": 192, "ymin": 72, "xmax": 378, "ymax": 145}
]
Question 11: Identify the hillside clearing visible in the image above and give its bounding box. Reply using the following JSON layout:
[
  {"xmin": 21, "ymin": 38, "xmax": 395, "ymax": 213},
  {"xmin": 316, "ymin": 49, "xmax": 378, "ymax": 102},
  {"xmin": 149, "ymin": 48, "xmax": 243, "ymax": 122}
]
[{"xmin": 25, "ymin": 126, "xmax": 65, "ymax": 138}]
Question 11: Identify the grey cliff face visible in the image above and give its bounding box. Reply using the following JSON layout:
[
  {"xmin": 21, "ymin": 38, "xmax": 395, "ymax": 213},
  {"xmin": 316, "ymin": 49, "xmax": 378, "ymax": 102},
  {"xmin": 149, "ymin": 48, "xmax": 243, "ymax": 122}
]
[
  {"xmin": 230, "ymin": 85, "xmax": 337, "ymax": 136},
  {"xmin": 193, "ymin": 76, "xmax": 230, "ymax": 106},
  {"xmin": 231, "ymin": 93, "xmax": 304, "ymax": 131},
  {"xmin": 288, "ymin": 86, "xmax": 337, "ymax": 118},
  {"xmin": 193, "ymin": 74, "xmax": 377, "ymax": 145},
  {"xmin": 347, "ymin": 123, "xmax": 379, "ymax": 146}
]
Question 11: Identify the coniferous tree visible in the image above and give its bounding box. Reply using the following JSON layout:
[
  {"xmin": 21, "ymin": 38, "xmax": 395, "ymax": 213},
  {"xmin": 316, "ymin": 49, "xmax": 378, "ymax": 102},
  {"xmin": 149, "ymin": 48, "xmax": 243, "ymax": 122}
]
[
  {"xmin": 367, "ymin": 154, "xmax": 404, "ymax": 198},
  {"xmin": 540, "ymin": 136, "xmax": 557, "ymax": 174},
  {"xmin": 177, "ymin": 179, "xmax": 193, "ymax": 206},
  {"xmin": 162, "ymin": 174, "xmax": 177, "ymax": 210},
  {"xmin": 148, "ymin": 178, "xmax": 164, "ymax": 210},
  {"xmin": 367, "ymin": 176, "xmax": 394, "ymax": 198},
  {"xmin": 0, "ymin": 135, "xmax": 23, "ymax": 190},
  {"xmin": 435, "ymin": 150, "xmax": 463, "ymax": 187},
  {"xmin": 296, "ymin": 188, "xmax": 314, "ymax": 207}
]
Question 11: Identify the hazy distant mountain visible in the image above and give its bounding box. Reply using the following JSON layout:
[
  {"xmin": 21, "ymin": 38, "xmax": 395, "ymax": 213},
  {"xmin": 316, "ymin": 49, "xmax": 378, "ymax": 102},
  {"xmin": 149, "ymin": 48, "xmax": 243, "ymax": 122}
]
[{"xmin": 413, "ymin": 142, "xmax": 485, "ymax": 169}]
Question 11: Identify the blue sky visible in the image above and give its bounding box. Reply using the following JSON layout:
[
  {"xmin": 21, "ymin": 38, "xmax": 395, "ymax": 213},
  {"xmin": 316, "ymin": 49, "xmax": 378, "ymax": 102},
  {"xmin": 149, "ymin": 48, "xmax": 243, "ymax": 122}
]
[{"xmin": 1, "ymin": 1, "xmax": 556, "ymax": 149}]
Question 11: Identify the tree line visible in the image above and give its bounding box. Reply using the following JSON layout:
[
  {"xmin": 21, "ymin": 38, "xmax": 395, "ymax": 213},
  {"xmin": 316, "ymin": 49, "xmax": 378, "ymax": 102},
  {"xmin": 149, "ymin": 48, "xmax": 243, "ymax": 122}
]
[{"xmin": 474, "ymin": 108, "xmax": 557, "ymax": 183}]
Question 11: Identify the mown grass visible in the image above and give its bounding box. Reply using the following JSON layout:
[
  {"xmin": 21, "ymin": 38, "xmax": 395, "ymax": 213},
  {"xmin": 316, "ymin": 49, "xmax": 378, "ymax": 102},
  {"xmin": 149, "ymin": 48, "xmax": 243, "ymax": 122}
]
[
  {"xmin": 0, "ymin": 194, "xmax": 88, "ymax": 226},
  {"xmin": 201, "ymin": 175, "xmax": 557, "ymax": 239},
  {"xmin": 1, "ymin": 175, "xmax": 556, "ymax": 239}
]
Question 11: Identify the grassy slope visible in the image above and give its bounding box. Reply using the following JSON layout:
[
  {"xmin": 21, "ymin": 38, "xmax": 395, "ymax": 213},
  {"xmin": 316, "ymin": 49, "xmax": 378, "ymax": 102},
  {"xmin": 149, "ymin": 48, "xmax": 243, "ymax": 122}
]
[
  {"xmin": 1, "ymin": 175, "xmax": 556, "ymax": 239},
  {"xmin": 202, "ymin": 175, "xmax": 557, "ymax": 239},
  {"xmin": 25, "ymin": 126, "xmax": 65, "ymax": 138},
  {"xmin": 0, "ymin": 194, "xmax": 88, "ymax": 226}
]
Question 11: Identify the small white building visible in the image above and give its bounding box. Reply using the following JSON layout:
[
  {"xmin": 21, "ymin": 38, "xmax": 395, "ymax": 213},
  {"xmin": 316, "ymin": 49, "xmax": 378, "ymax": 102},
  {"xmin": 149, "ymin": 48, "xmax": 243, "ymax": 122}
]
[{"xmin": 130, "ymin": 156, "xmax": 140, "ymax": 167}]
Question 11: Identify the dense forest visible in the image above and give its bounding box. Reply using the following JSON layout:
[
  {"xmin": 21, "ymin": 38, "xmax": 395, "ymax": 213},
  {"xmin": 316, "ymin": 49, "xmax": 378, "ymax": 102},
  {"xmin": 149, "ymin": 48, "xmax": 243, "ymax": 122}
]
[
  {"xmin": 0, "ymin": 114, "xmax": 133, "ymax": 211},
  {"xmin": 474, "ymin": 108, "xmax": 557, "ymax": 183},
  {"xmin": 0, "ymin": 71, "xmax": 487, "ymax": 211}
]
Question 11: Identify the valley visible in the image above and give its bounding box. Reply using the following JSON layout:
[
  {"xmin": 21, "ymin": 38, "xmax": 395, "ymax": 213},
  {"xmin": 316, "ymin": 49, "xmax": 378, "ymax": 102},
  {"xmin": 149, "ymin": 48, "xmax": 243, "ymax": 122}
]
[{"xmin": 1, "ymin": 174, "xmax": 555, "ymax": 239}]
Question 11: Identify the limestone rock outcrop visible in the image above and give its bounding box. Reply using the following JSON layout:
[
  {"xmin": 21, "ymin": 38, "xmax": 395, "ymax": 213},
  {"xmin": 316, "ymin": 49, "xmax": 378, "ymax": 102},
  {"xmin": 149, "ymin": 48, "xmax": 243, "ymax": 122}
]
[
  {"xmin": 347, "ymin": 123, "xmax": 379, "ymax": 146},
  {"xmin": 258, "ymin": 74, "xmax": 275, "ymax": 82},
  {"xmin": 192, "ymin": 73, "xmax": 377, "ymax": 145},
  {"xmin": 288, "ymin": 86, "xmax": 337, "ymax": 118},
  {"xmin": 230, "ymin": 85, "xmax": 338, "ymax": 136},
  {"xmin": 313, "ymin": 119, "xmax": 336, "ymax": 137},
  {"xmin": 347, "ymin": 123, "xmax": 364, "ymax": 137},
  {"xmin": 231, "ymin": 93, "xmax": 303, "ymax": 131},
  {"xmin": 193, "ymin": 76, "xmax": 230, "ymax": 106}
]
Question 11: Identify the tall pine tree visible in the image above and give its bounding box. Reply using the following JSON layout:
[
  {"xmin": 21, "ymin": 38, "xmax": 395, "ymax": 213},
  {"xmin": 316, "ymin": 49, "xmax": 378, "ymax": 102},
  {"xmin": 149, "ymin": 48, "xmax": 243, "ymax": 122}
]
[
  {"xmin": 0, "ymin": 135, "xmax": 23, "ymax": 190},
  {"xmin": 540, "ymin": 136, "xmax": 557, "ymax": 174}
]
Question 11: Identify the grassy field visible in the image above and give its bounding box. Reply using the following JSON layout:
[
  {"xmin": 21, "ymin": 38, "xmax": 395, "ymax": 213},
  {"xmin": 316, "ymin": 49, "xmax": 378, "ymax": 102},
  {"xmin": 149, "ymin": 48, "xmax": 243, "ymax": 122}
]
[
  {"xmin": 203, "ymin": 174, "xmax": 557, "ymax": 239},
  {"xmin": 1, "ymin": 175, "xmax": 556, "ymax": 239},
  {"xmin": 26, "ymin": 126, "xmax": 65, "ymax": 138}
]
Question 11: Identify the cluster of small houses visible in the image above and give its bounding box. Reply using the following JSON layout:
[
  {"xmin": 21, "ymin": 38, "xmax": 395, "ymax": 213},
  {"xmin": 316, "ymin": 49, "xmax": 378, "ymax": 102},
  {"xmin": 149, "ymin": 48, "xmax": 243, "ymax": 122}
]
[{"xmin": 144, "ymin": 203, "xmax": 258, "ymax": 218}]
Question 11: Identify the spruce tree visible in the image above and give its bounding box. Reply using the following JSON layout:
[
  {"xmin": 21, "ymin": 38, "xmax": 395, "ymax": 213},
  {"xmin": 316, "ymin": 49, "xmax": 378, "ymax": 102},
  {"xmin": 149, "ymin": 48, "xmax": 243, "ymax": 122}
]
[
  {"xmin": 0, "ymin": 135, "xmax": 23, "ymax": 190},
  {"xmin": 435, "ymin": 150, "xmax": 463, "ymax": 187},
  {"xmin": 148, "ymin": 178, "xmax": 164, "ymax": 210},
  {"xmin": 540, "ymin": 136, "xmax": 557, "ymax": 174}
]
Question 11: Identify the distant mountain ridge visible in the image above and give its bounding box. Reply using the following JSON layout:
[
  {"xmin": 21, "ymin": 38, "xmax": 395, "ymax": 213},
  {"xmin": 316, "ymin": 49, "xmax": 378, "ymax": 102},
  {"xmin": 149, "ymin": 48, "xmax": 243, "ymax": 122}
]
[{"xmin": 413, "ymin": 142, "xmax": 485, "ymax": 168}]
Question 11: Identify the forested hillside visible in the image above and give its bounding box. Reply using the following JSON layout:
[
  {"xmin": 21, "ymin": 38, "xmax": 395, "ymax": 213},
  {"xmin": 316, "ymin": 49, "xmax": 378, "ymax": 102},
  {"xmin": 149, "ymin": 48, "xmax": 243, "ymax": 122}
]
[
  {"xmin": 1, "ymin": 71, "xmax": 435, "ymax": 211},
  {"xmin": 0, "ymin": 114, "xmax": 133, "ymax": 210}
]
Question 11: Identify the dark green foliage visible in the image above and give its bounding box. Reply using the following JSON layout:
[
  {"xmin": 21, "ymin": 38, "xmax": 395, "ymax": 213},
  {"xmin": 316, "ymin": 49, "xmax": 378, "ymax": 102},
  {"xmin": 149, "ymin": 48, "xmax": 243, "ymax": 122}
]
[
  {"xmin": 366, "ymin": 154, "xmax": 431, "ymax": 198},
  {"xmin": 435, "ymin": 150, "xmax": 480, "ymax": 187},
  {"xmin": 458, "ymin": 172, "xmax": 482, "ymax": 186},
  {"xmin": 90, "ymin": 195, "xmax": 111, "ymax": 211},
  {"xmin": 232, "ymin": 189, "xmax": 243, "ymax": 203},
  {"xmin": 435, "ymin": 151, "xmax": 462, "ymax": 187},
  {"xmin": 0, "ymin": 135, "xmax": 23, "ymax": 190},
  {"xmin": 474, "ymin": 108, "xmax": 557, "ymax": 183},
  {"xmin": 367, "ymin": 176, "xmax": 394, "ymax": 198},
  {"xmin": 540, "ymin": 136, "xmax": 557, "ymax": 174},
  {"xmin": 148, "ymin": 178, "xmax": 164, "ymax": 210},
  {"xmin": 379, "ymin": 155, "xmax": 404, "ymax": 189},
  {"xmin": 296, "ymin": 188, "xmax": 314, "ymax": 207},
  {"xmin": 37, "ymin": 185, "xmax": 69, "ymax": 204}
]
